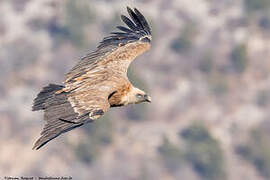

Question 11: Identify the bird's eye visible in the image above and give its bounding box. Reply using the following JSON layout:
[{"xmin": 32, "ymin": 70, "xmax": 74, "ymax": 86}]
[{"xmin": 136, "ymin": 94, "xmax": 143, "ymax": 99}]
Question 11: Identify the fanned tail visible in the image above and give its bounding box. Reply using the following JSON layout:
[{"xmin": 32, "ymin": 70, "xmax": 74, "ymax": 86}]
[
  {"xmin": 32, "ymin": 84, "xmax": 64, "ymax": 111},
  {"xmin": 32, "ymin": 84, "xmax": 91, "ymax": 150}
]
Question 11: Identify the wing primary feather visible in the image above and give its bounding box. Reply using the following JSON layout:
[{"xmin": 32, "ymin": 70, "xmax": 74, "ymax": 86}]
[
  {"xmin": 116, "ymin": 26, "xmax": 133, "ymax": 33},
  {"xmin": 127, "ymin": 7, "xmax": 144, "ymax": 29},
  {"xmin": 33, "ymin": 123, "xmax": 84, "ymax": 150},
  {"xmin": 134, "ymin": 8, "xmax": 151, "ymax": 35},
  {"xmin": 96, "ymin": 7, "xmax": 152, "ymax": 50},
  {"xmin": 110, "ymin": 32, "xmax": 137, "ymax": 37},
  {"xmin": 110, "ymin": 32, "xmax": 127, "ymax": 35},
  {"xmin": 121, "ymin": 15, "xmax": 138, "ymax": 31}
]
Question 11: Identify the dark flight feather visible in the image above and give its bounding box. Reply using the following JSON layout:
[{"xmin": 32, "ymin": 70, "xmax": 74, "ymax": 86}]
[
  {"xmin": 33, "ymin": 123, "xmax": 84, "ymax": 150},
  {"xmin": 33, "ymin": 7, "xmax": 152, "ymax": 150},
  {"xmin": 134, "ymin": 8, "xmax": 151, "ymax": 35},
  {"xmin": 32, "ymin": 89, "xmax": 93, "ymax": 150},
  {"xmin": 32, "ymin": 84, "xmax": 64, "ymax": 111},
  {"xmin": 121, "ymin": 15, "xmax": 138, "ymax": 31},
  {"xmin": 127, "ymin": 7, "xmax": 144, "ymax": 29},
  {"xmin": 98, "ymin": 7, "xmax": 152, "ymax": 49},
  {"xmin": 116, "ymin": 26, "xmax": 133, "ymax": 33},
  {"xmin": 66, "ymin": 7, "xmax": 151, "ymax": 83}
]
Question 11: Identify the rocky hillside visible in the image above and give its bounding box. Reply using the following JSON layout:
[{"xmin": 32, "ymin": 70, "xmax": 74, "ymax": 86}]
[{"xmin": 1, "ymin": 0, "xmax": 270, "ymax": 179}]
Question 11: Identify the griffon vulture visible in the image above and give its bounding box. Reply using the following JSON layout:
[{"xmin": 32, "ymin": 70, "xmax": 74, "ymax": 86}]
[{"xmin": 32, "ymin": 7, "xmax": 152, "ymax": 150}]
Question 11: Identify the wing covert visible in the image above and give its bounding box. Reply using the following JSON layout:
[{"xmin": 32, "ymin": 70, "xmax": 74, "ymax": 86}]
[
  {"xmin": 65, "ymin": 7, "xmax": 152, "ymax": 84},
  {"xmin": 62, "ymin": 7, "xmax": 152, "ymax": 122}
]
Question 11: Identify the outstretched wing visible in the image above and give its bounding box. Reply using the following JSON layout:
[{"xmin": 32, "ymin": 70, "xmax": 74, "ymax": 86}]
[
  {"xmin": 32, "ymin": 7, "xmax": 152, "ymax": 150},
  {"xmin": 62, "ymin": 7, "xmax": 152, "ymax": 122}
]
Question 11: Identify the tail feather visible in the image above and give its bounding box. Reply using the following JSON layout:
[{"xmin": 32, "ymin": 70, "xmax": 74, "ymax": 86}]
[
  {"xmin": 32, "ymin": 84, "xmax": 92, "ymax": 150},
  {"xmin": 32, "ymin": 84, "xmax": 64, "ymax": 111}
]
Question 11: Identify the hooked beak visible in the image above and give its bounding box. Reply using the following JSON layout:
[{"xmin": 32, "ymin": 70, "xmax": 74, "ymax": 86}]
[{"xmin": 144, "ymin": 95, "xmax": 151, "ymax": 103}]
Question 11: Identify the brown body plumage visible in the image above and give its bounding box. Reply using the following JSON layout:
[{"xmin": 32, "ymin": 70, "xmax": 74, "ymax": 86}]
[{"xmin": 32, "ymin": 7, "xmax": 152, "ymax": 150}]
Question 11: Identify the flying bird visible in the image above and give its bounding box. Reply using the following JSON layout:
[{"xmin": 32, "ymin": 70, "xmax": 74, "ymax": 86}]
[{"xmin": 32, "ymin": 7, "xmax": 152, "ymax": 150}]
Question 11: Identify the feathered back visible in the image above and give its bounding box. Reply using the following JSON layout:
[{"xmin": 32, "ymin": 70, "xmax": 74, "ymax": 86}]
[{"xmin": 98, "ymin": 7, "xmax": 152, "ymax": 49}]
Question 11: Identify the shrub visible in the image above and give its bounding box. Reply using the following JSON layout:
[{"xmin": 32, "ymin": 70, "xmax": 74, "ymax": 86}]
[
  {"xmin": 74, "ymin": 115, "xmax": 114, "ymax": 164},
  {"xmin": 158, "ymin": 136, "xmax": 185, "ymax": 172},
  {"xmin": 244, "ymin": 0, "xmax": 270, "ymax": 13},
  {"xmin": 231, "ymin": 44, "xmax": 248, "ymax": 73},
  {"xmin": 256, "ymin": 89, "xmax": 270, "ymax": 107},
  {"xmin": 199, "ymin": 53, "xmax": 214, "ymax": 74},
  {"xmin": 259, "ymin": 16, "xmax": 270, "ymax": 30},
  {"xmin": 11, "ymin": 0, "xmax": 29, "ymax": 12},
  {"xmin": 50, "ymin": 0, "xmax": 94, "ymax": 48},
  {"xmin": 170, "ymin": 24, "xmax": 197, "ymax": 54},
  {"xmin": 125, "ymin": 104, "xmax": 148, "ymax": 121},
  {"xmin": 181, "ymin": 123, "xmax": 211, "ymax": 143},
  {"xmin": 209, "ymin": 75, "xmax": 229, "ymax": 97},
  {"xmin": 64, "ymin": 0, "xmax": 94, "ymax": 47},
  {"xmin": 0, "ymin": 38, "xmax": 40, "ymax": 72},
  {"xmin": 75, "ymin": 141, "xmax": 99, "ymax": 164},
  {"xmin": 83, "ymin": 115, "xmax": 114, "ymax": 145},
  {"xmin": 180, "ymin": 122, "xmax": 226, "ymax": 180},
  {"xmin": 158, "ymin": 122, "xmax": 226, "ymax": 179},
  {"xmin": 236, "ymin": 124, "xmax": 270, "ymax": 178}
]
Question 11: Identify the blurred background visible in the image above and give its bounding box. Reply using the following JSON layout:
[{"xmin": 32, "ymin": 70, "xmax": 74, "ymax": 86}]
[{"xmin": 0, "ymin": 0, "xmax": 270, "ymax": 179}]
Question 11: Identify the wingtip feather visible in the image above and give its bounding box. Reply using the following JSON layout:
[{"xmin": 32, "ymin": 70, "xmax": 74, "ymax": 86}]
[{"xmin": 98, "ymin": 7, "xmax": 151, "ymax": 49}]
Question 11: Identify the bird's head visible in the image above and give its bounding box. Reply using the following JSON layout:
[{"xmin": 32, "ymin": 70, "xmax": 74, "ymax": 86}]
[{"xmin": 126, "ymin": 87, "xmax": 151, "ymax": 105}]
